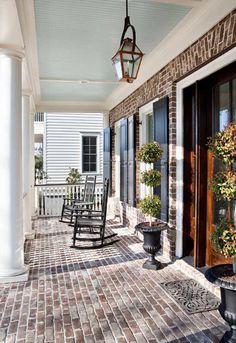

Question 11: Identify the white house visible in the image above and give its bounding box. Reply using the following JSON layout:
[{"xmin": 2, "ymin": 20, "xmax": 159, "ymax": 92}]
[{"xmin": 36, "ymin": 112, "xmax": 104, "ymax": 184}]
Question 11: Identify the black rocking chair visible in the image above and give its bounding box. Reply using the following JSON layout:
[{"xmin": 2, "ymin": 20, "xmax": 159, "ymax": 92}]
[
  {"xmin": 71, "ymin": 179, "xmax": 118, "ymax": 249},
  {"xmin": 60, "ymin": 175, "xmax": 96, "ymax": 223}
]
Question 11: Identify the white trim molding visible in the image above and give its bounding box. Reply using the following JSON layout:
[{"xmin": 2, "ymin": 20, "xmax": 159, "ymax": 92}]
[
  {"xmin": 37, "ymin": 101, "xmax": 109, "ymax": 114},
  {"xmin": 175, "ymin": 47, "xmax": 236, "ymax": 258},
  {"xmin": 114, "ymin": 120, "xmax": 121, "ymax": 198}
]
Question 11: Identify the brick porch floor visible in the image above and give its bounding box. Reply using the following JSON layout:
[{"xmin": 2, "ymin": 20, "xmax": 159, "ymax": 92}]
[{"xmin": 0, "ymin": 218, "xmax": 227, "ymax": 343}]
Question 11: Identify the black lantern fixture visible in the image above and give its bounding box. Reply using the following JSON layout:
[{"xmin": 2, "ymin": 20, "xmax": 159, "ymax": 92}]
[{"xmin": 112, "ymin": 0, "xmax": 144, "ymax": 83}]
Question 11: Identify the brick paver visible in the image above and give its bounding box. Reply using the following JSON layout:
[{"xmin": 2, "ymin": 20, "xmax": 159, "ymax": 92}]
[{"xmin": 0, "ymin": 218, "xmax": 227, "ymax": 342}]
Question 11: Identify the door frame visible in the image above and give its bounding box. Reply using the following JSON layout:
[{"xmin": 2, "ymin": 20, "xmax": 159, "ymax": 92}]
[{"xmin": 175, "ymin": 47, "xmax": 236, "ymax": 259}]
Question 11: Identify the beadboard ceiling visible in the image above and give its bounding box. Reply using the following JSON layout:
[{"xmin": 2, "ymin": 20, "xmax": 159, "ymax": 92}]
[{"xmin": 34, "ymin": 0, "xmax": 193, "ymax": 103}]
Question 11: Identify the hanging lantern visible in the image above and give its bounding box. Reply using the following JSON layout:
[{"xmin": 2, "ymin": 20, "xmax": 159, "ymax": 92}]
[{"xmin": 112, "ymin": 0, "xmax": 144, "ymax": 83}]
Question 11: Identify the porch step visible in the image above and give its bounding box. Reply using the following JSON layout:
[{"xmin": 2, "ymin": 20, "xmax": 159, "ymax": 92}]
[{"xmin": 174, "ymin": 258, "xmax": 220, "ymax": 298}]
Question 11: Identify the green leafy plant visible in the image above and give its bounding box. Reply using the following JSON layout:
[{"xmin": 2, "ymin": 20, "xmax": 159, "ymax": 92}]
[
  {"xmin": 208, "ymin": 122, "xmax": 236, "ymax": 164},
  {"xmin": 66, "ymin": 168, "xmax": 81, "ymax": 185},
  {"xmin": 140, "ymin": 169, "xmax": 161, "ymax": 187},
  {"xmin": 211, "ymin": 171, "xmax": 236, "ymax": 202},
  {"xmin": 35, "ymin": 155, "xmax": 48, "ymax": 183},
  {"xmin": 211, "ymin": 219, "xmax": 236, "ymax": 259},
  {"xmin": 137, "ymin": 142, "xmax": 163, "ymax": 164},
  {"xmin": 35, "ymin": 154, "xmax": 43, "ymax": 171},
  {"xmin": 137, "ymin": 141, "xmax": 163, "ymax": 226},
  {"xmin": 139, "ymin": 195, "xmax": 161, "ymax": 219}
]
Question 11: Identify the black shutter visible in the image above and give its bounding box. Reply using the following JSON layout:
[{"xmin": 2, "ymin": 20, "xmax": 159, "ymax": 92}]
[
  {"xmin": 128, "ymin": 115, "xmax": 136, "ymax": 206},
  {"xmin": 103, "ymin": 127, "xmax": 112, "ymax": 194},
  {"xmin": 153, "ymin": 97, "xmax": 169, "ymax": 221},
  {"xmin": 120, "ymin": 118, "xmax": 128, "ymax": 202}
]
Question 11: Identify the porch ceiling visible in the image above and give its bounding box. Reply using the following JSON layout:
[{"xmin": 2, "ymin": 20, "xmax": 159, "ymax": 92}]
[{"xmin": 34, "ymin": 0, "xmax": 193, "ymax": 103}]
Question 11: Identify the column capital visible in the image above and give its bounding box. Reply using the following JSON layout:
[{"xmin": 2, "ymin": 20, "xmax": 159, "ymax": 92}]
[{"xmin": 0, "ymin": 45, "xmax": 24, "ymax": 60}]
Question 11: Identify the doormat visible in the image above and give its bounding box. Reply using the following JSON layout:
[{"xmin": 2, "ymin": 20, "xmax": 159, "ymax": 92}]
[{"xmin": 160, "ymin": 279, "xmax": 220, "ymax": 314}]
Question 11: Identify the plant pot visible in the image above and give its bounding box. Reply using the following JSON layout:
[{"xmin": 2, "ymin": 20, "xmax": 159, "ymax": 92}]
[
  {"xmin": 135, "ymin": 221, "xmax": 168, "ymax": 270},
  {"xmin": 205, "ymin": 264, "xmax": 236, "ymax": 343}
]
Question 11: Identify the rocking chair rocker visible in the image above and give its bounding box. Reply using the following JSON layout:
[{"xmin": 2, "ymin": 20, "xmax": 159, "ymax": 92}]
[{"xmin": 71, "ymin": 179, "xmax": 118, "ymax": 249}]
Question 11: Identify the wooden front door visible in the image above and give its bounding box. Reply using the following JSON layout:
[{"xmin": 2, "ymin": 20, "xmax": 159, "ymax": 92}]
[
  {"xmin": 183, "ymin": 62, "xmax": 236, "ymax": 267},
  {"xmin": 206, "ymin": 76, "xmax": 236, "ymax": 266}
]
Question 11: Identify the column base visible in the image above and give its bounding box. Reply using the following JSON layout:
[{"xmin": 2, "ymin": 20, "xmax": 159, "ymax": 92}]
[{"xmin": 0, "ymin": 265, "xmax": 29, "ymax": 283}]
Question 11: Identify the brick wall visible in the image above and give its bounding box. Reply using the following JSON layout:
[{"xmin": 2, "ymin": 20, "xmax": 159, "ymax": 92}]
[{"xmin": 108, "ymin": 10, "xmax": 236, "ymax": 259}]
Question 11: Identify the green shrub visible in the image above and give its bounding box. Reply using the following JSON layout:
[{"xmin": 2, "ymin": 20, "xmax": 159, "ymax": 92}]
[
  {"xmin": 66, "ymin": 168, "xmax": 81, "ymax": 184},
  {"xmin": 139, "ymin": 195, "xmax": 161, "ymax": 218},
  {"xmin": 137, "ymin": 142, "xmax": 163, "ymax": 164},
  {"xmin": 208, "ymin": 122, "xmax": 236, "ymax": 164},
  {"xmin": 211, "ymin": 219, "xmax": 236, "ymax": 258},
  {"xmin": 211, "ymin": 171, "xmax": 236, "ymax": 202},
  {"xmin": 140, "ymin": 169, "xmax": 161, "ymax": 187}
]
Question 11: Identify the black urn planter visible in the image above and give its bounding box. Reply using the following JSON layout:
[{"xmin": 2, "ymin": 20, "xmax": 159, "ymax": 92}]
[
  {"xmin": 205, "ymin": 264, "xmax": 236, "ymax": 343},
  {"xmin": 135, "ymin": 222, "xmax": 168, "ymax": 270}
]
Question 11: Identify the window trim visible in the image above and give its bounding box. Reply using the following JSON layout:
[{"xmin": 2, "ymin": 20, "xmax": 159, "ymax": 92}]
[
  {"xmin": 139, "ymin": 98, "xmax": 159, "ymax": 199},
  {"xmin": 80, "ymin": 132, "xmax": 100, "ymax": 175},
  {"xmin": 115, "ymin": 120, "xmax": 121, "ymax": 198}
]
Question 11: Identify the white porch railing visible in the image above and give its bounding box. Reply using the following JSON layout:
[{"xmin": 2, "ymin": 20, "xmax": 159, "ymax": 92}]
[{"xmin": 35, "ymin": 182, "xmax": 103, "ymax": 217}]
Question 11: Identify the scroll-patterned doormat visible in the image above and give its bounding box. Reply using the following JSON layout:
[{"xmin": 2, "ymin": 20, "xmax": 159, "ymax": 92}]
[{"xmin": 160, "ymin": 279, "xmax": 220, "ymax": 314}]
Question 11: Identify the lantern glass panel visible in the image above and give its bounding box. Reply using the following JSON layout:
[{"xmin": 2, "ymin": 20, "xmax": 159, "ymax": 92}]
[
  {"xmin": 112, "ymin": 53, "xmax": 123, "ymax": 80},
  {"xmin": 122, "ymin": 52, "xmax": 142, "ymax": 79}
]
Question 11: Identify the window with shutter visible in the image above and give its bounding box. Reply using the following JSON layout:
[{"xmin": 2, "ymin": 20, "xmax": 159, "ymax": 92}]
[
  {"xmin": 139, "ymin": 102, "xmax": 155, "ymax": 199},
  {"xmin": 120, "ymin": 118, "xmax": 128, "ymax": 202},
  {"xmin": 82, "ymin": 136, "xmax": 97, "ymax": 173},
  {"xmin": 119, "ymin": 116, "xmax": 136, "ymax": 205},
  {"xmin": 128, "ymin": 115, "xmax": 136, "ymax": 206},
  {"xmin": 103, "ymin": 127, "xmax": 112, "ymax": 194},
  {"xmin": 153, "ymin": 97, "xmax": 169, "ymax": 222}
]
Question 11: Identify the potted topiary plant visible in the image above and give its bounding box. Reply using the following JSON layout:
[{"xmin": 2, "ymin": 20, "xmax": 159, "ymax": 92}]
[
  {"xmin": 135, "ymin": 142, "xmax": 168, "ymax": 270},
  {"xmin": 205, "ymin": 122, "xmax": 236, "ymax": 343}
]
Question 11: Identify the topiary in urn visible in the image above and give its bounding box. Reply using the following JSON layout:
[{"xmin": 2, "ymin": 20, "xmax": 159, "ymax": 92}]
[{"xmin": 135, "ymin": 142, "xmax": 168, "ymax": 270}]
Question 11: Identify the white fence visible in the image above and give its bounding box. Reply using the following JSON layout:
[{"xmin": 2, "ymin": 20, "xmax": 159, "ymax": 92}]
[{"xmin": 35, "ymin": 182, "xmax": 103, "ymax": 217}]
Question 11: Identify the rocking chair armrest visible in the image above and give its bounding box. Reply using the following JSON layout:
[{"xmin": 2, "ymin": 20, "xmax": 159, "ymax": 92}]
[
  {"xmin": 73, "ymin": 201, "xmax": 94, "ymax": 206},
  {"xmin": 63, "ymin": 197, "xmax": 77, "ymax": 203},
  {"xmin": 77, "ymin": 209, "xmax": 101, "ymax": 213},
  {"xmin": 73, "ymin": 210, "xmax": 103, "ymax": 218}
]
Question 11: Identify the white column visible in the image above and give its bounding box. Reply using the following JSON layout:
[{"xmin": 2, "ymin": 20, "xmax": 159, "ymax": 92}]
[
  {"xmin": 22, "ymin": 92, "xmax": 34, "ymax": 239},
  {"xmin": 29, "ymin": 112, "xmax": 36, "ymax": 218},
  {"xmin": 0, "ymin": 48, "xmax": 28, "ymax": 281}
]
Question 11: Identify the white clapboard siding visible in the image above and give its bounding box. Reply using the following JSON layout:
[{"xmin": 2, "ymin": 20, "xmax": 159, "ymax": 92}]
[{"xmin": 44, "ymin": 113, "xmax": 104, "ymax": 183}]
